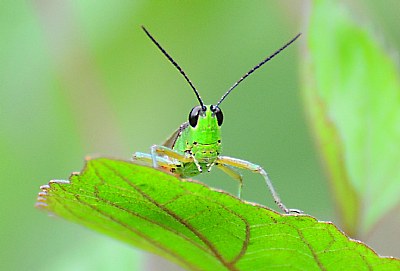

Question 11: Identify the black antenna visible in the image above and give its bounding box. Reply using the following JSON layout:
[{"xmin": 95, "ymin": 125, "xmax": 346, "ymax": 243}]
[
  {"xmin": 216, "ymin": 33, "xmax": 302, "ymax": 107},
  {"xmin": 142, "ymin": 26, "xmax": 205, "ymax": 108}
]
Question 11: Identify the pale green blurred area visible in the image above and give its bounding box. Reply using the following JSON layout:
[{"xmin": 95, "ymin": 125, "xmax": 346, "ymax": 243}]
[{"xmin": 0, "ymin": 1, "xmax": 399, "ymax": 271}]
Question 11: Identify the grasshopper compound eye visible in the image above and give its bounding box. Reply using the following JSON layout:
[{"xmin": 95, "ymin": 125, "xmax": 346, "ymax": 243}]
[
  {"xmin": 210, "ymin": 105, "xmax": 223, "ymax": 126},
  {"xmin": 189, "ymin": 105, "xmax": 204, "ymax": 127}
]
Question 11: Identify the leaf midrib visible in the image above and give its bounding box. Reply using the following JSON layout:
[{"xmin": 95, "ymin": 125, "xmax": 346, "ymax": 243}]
[{"xmin": 98, "ymin": 160, "xmax": 250, "ymax": 271}]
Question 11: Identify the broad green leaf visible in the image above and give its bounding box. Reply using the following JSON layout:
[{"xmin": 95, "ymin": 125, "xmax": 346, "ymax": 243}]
[
  {"xmin": 37, "ymin": 158, "xmax": 399, "ymax": 271},
  {"xmin": 302, "ymin": 0, "xmax": 400, "ymax": 235}
]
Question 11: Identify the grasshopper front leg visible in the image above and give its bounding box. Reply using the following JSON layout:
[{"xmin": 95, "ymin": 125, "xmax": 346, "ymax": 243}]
[
  {"xmin": 150, "ymin": 145, "xmax": 191, "ymax": 167},
  {"xmin": 132, "ymin": 152, "xmax": 175, "ymax": 167},
  {"xmin": 150, "ymin": 145, "xmax": 202, "ymax": 173},
  {"xmin": 216, "ymin": 156, "xmax": 302, "ymax": 214}
]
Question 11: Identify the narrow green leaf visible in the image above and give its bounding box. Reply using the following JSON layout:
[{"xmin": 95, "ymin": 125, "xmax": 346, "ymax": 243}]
[
  {"xmin": 302, "ymin": 0, "xmax": 400, "ymax": 235},
  {"xmin": 37, "ymin": 158, "xmax": 399, "ymax": 271}
]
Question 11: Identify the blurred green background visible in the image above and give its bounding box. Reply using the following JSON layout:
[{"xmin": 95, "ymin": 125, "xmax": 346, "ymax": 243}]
[{"xmin": 1, "ymin": 1, "xmax": 399, "ymax": 270}]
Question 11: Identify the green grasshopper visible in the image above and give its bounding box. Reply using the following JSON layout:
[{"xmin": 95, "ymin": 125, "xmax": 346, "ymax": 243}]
[{"xmin": 133, "ymin": 26, "xmax": 302, "ymax": 214}]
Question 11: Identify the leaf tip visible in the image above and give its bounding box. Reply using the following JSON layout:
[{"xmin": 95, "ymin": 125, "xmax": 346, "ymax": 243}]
[
  {"xmin": 36, "ymin": 179, "xmax": 70, "ymax": 210},
  {"xmin": 49, "ymin": 179, "xmax": 70, "ymax": 185},
  {"xmin": 35, "ymin": 185, "xmax": 49, "ymax": 209},
  {"xmin": 39, "ymin": 184, "xmax": 50, "ymax": 190}
]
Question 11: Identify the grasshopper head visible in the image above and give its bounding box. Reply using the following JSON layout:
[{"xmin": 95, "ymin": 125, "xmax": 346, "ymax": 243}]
[
  {"xmin": 187, "ymin": 105, "xmax": 223, "ymax": 144},
  {"xmin": 186, "ymin": 105, "xmax": 223, "ymax": 161},
  {"xmin": 188, "ymin": 105, "xmax": 223, "ymax": 128}
]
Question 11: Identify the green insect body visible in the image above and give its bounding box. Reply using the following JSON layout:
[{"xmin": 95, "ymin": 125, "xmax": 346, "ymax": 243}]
[
  {"xmin": 133, "ymin": 26, "xmax": 302, "ymax": 214},
  {"xmin": 172, "ymin": 105, "xmax": 222, "ymax": 177}
]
